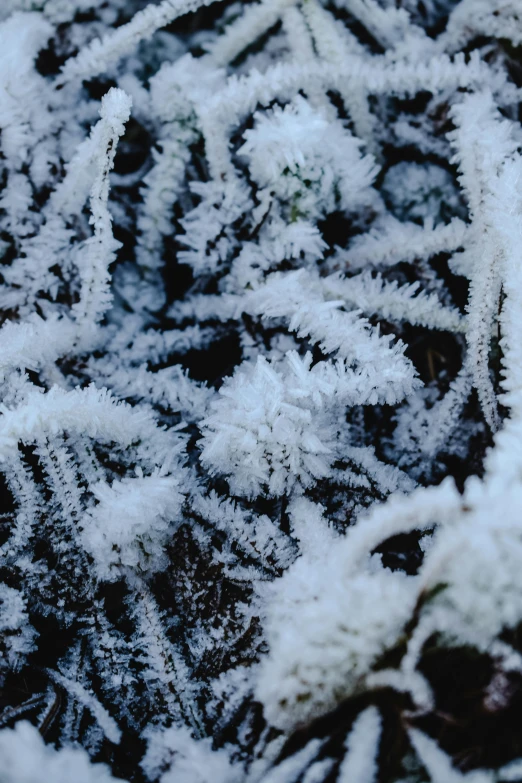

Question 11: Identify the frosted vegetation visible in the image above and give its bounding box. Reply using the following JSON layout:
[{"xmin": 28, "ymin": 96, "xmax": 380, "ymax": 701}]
[{"xmin": 0, "ymin": 0, "xmax": 522, "ymax": 781}]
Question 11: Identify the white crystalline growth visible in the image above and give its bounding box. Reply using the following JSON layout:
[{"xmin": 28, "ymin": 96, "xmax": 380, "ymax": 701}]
[
  {"xmin": 81, "ymin": 473, "xmax": 184, "ymax": 580},
  {"xmin": 257, "ymin": 544, "xmax": 417, "ymax": 730},
  {"xmin": 238, "ymin": 96, "xmax": 378, "ymax": 218}
]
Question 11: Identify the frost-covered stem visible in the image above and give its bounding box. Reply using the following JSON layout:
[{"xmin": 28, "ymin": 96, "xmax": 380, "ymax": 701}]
[
  {"xmin": 35, "ymin": 440, "xmax": 84, "ymax": 529},
  {"xmin": 56, "ymin": 0, "xmax": 222, "ymax": 85},
  {"xmin": 449, "ymin": 92, "xmax": 522, "ymax": 430},
  {"xmin": 334, "ymin": 217, "xmax": 469, "ymax": 272},
  {"xmin": 73, "ymin": 88, "xmax": 132, "ymax": 344},
  {"xmin": 207, "ymin": 0, "xmax": 297, "ymax": 66},
  {"xmin": 336, "ymin": 0, "xmax": 422, "ymax": 49},
  {"xmin": 419, "ymin": 358, "xmax": 473, "ymax": 458},
  {"xmin": 0, "ymin": 385, "xmax": 161, "ymax": 463},
  {"xmin": 483, "ymin": 158, "xmax": 522, "ymax": 490},
  {"xmin": 136, "ymin": 132, "xmax": 194, "ymax": 273},
  {"xmin": 464, "ymin": 237, "xmax": 501, "ymax": 430},
  {"xmin": 437, "ymin": 0, "xmax": 522, "ymax": 54},
  {"xmin": 4, "ymin": 85, "xmax": 133, "ymax": 314},
  {"xmin": 46, "ymin": 669, "xmax": 122, "ymax": 745},
  {"xmin": 302, "ymin": 0, "xmax": 379, "ymax": 155},
  {"xmin": 342, "ymin": 478, "xmax": 460, "ymax": 569},
  {"xmin": 1, "ymin": 453, "xmax": 43, "ymax": 560},
  {"xmin": 322, "ymin": 272, "xmax": 465, "ymax": 333},
  {"xmin": 337, "ymin": 707, "xmax": 382, "ymax": 783},
  {"xmin": 133, "ymin": 588, "xmax": 204, "ymax": 736},
  {"xmin": 281, "ymin": 5, "xmax": 315, "ymax": 64}
]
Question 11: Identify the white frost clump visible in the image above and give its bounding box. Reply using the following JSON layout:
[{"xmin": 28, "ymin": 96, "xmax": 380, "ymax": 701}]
[
  {"xmin": 199, "ymin": 353, "xmax": 346, "ymax": 497},
  {"xmin": 238, "ymin": 96, "xmax": 378, "ymax": 217},
  {"xmin": 416, "ymin": 480, "xmax": 522, "ymax": 652},
  {"xmin": 81, "ymin": 473, "xmax": 184, "ymax": 580},
  {"xmin": 0, "ymin": 721, "xmax": 125, "ymax": 783},
  {"xmin": 141, "ymin": 725, "xmax": 243, "ymax": 783},
  {"xmin": 257, "ymin": 550, "xmax": 417, "ymax": 730}
]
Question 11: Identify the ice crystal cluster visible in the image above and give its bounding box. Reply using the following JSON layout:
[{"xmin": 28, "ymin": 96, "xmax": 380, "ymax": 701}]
[{"xmin": 1, "ymin": 0, "xmax": 522, "ymax": 781}]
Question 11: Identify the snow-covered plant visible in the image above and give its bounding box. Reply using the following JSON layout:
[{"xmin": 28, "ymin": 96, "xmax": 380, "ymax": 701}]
[{"xmin": 0, "ymin": 0, "xmax": 521, "ymax": 782}]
